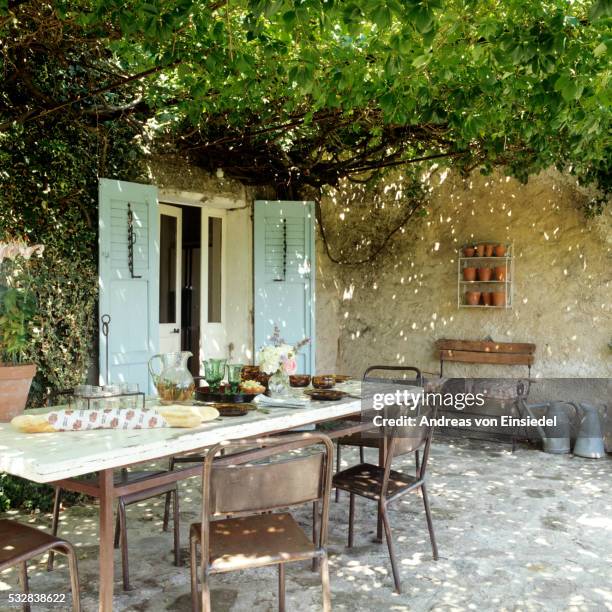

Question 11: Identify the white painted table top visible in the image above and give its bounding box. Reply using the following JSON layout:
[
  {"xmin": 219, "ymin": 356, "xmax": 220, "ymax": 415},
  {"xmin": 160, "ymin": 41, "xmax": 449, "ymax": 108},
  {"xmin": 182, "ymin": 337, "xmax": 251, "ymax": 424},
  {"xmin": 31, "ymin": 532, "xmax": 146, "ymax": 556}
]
[{"xmin": 0, "ymin": 397, "xmax": 363, "ymax": 483}]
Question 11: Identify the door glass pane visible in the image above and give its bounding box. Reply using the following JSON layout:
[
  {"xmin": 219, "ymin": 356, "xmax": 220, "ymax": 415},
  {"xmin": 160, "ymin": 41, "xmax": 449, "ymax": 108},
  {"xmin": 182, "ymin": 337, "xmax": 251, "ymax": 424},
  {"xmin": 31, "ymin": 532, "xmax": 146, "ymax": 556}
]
[
  {"xmin": 160, "ymin": 214, "xmax": 177, "ymax": 324},
  {"xmin": 208, "ymin": 217, "xmax": 222, "ymax": 323}
]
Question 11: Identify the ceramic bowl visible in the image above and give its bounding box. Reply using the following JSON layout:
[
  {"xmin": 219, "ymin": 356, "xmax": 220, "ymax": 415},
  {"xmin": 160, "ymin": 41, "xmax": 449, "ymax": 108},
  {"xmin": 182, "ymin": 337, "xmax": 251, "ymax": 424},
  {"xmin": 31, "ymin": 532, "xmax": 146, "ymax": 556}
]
[
  {"xmin": 333, "ymin": 374, "xmax": 351, "ymax": 383},
  {"xmin": 289, "ymin": 375, "xmax": 311, "ymax": 387},
  {"xmin": 312, "ymin": 375, "xmax": 335, "ymax": 389}
]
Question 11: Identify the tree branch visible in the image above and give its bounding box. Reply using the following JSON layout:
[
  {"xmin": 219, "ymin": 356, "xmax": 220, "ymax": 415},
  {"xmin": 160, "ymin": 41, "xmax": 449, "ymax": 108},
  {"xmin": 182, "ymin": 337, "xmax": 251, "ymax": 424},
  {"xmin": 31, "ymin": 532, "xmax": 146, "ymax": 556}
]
[{"xmin": 0, "ymin": 61, "xmax": 180, "ymax": 131}]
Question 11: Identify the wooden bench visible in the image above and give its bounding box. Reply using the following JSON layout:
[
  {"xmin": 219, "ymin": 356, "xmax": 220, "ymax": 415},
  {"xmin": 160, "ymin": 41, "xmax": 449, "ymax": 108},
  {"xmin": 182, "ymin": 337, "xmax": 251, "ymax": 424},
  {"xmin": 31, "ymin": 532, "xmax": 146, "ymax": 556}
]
[
  {"xmin": 437, "ymin": 339, "xmax": 536, "ymax": 377},
  {"xmin": 434, "ymin": 338, "xmax": 537, "ymax": 449}
]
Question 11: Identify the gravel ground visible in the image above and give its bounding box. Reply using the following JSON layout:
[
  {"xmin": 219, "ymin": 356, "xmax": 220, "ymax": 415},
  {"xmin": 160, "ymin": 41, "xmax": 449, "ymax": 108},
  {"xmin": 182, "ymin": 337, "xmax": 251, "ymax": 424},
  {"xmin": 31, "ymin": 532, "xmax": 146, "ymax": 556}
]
[{"xmin": 1, "ymin": 438, "xmax": 611, "ymax": 611}]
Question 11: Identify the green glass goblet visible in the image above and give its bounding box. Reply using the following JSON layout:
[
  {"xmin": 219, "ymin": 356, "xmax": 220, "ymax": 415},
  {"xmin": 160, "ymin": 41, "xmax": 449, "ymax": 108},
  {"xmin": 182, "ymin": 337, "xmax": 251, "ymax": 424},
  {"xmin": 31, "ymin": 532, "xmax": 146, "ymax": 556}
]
[
  {"xmin": 226, "ymin": 363, "xmax": 244, "ymax": 394},
  {"xmin": 203, "ymin": 358, "xmax": 227, "ymax": 393}
]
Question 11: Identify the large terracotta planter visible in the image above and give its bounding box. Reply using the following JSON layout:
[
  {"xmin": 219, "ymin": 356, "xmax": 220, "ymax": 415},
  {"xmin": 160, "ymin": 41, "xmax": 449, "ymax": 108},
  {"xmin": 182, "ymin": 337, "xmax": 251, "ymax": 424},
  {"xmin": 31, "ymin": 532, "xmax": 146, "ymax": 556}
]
[{"xmin": 0, "ymin": 363, "xmax": 36, "ymax": 422}]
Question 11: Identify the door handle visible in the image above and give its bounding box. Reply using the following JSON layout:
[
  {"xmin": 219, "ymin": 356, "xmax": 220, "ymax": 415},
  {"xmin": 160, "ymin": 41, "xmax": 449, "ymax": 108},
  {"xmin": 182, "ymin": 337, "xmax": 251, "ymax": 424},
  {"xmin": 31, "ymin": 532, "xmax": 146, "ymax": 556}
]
[{"xmin": 172, "ymin": 328, "xmax": 180, "ymax": 334}]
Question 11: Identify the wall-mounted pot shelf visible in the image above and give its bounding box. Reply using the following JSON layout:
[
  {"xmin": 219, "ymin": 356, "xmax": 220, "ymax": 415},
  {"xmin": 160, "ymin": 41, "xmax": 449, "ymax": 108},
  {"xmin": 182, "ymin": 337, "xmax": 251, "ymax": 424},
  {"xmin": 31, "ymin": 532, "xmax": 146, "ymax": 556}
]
[{"xmin": 458, "ymin": 242, "xmax": 513, "ymax": 309}]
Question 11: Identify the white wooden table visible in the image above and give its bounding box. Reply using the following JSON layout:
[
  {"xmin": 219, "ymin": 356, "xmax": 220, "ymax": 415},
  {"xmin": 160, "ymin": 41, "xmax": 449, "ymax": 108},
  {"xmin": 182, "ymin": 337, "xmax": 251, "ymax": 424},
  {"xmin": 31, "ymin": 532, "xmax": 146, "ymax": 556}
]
[{"xmin": 0, "ymin": 397, "xmax": 367, "ymax": 611}]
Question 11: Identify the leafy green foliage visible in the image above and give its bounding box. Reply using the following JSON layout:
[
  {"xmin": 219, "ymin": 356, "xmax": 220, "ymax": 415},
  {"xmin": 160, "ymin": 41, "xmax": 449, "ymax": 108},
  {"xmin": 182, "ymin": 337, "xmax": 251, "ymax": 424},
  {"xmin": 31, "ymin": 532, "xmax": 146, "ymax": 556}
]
[
  {"xmin": 0, "ymin": 2, "xmax": 145, "ymax": 509},
  {"xmin": 0, "ymin": 282, "xmax": 37, "ymax": 363},
  {"xmin": 0, "ymin": 473, "xmax": 85, "ymax": 513},
  {"xmin": 65, "ymin": 0, "xmax": 610, "ymax": 197},
  {"xmin": 1, "ymin": 0, "xmax": 610, "ymax": 198}
]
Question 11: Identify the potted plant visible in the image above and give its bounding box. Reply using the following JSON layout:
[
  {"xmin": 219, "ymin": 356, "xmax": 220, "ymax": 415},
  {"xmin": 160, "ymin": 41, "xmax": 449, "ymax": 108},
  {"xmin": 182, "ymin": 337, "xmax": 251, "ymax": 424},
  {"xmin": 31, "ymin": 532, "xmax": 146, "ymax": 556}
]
[{"xmin": 0, "ymin": 239, "xmax": 44, "ymax": 422}]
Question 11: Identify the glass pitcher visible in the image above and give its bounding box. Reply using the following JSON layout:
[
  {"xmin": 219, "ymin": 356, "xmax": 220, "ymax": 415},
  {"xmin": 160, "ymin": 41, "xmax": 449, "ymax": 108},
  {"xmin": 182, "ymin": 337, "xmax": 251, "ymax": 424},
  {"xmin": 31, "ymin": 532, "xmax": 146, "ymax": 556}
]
[
  {"xmin": 148, "ymin": 351, "xmax": 195, "ymax": 404},
  {"xmin": 202, "ymin": 358, "xmax": 227, "ymax": 392}
]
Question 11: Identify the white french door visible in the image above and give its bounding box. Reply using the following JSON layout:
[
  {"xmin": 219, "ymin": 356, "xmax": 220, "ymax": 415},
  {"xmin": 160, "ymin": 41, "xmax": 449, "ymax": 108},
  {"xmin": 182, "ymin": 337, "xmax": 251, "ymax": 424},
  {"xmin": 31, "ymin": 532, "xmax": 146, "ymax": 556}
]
[
  {"xmin": 201, "ymin": 208, "xmax": 227, "ymax": 361},
  {"xmin": 159, "ymin": 204, "xmax": 183, "ymax": 354}
]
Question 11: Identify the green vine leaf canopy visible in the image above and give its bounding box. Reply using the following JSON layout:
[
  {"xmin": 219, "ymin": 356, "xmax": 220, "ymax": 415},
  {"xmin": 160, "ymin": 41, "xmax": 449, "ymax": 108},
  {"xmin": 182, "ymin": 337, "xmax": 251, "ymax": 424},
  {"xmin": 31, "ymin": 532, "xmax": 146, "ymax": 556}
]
[{"xmin": 2, "ymin": 0, "xmax": 609, "ymax": 199}]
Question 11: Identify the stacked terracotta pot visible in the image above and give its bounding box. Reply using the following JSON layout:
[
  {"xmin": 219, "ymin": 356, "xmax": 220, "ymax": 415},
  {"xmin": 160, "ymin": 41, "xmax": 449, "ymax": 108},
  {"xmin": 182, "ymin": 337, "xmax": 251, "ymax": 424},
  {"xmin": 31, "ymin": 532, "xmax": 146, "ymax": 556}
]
[{"xmin": 462, "ymin": 243, "xmax": 508, "ymax": 307}]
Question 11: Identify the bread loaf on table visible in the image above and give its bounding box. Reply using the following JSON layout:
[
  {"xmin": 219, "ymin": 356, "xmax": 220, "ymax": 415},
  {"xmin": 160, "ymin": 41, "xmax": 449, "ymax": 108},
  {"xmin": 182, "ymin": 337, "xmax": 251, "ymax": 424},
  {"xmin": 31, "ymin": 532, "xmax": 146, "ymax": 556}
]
[{"xmin": 11, "ymin": 405, "xmax": 207, "ymax": 433}]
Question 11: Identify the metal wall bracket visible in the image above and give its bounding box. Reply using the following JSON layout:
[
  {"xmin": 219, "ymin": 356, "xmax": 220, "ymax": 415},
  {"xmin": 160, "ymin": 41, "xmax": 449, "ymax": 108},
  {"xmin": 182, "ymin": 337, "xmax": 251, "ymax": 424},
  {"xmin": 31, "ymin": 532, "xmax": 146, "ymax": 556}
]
[
  {"xmin": 274, "ymin": 217, "xmax": 287, "ymax": 282},
  {"xmin": 127, "ymin": 203, "xmax": 142, "ymax": 279}
]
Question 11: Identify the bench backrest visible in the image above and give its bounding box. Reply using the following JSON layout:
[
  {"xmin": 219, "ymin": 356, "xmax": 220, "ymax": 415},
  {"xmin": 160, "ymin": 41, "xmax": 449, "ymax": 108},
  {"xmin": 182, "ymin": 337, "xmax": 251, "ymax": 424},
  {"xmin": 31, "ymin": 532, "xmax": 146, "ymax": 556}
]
[{"xmin": 436, "ymin": 339, "xmax": 536, "ymax": 376}]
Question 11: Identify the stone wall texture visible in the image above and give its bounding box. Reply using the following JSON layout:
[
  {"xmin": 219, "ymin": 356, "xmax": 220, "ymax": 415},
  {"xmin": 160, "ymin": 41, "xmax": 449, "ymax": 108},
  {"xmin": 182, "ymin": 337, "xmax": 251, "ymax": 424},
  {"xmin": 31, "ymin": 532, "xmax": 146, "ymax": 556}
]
[{"xmin": 315, "ymin": 169, "xmax": 612, "ymax": 379}]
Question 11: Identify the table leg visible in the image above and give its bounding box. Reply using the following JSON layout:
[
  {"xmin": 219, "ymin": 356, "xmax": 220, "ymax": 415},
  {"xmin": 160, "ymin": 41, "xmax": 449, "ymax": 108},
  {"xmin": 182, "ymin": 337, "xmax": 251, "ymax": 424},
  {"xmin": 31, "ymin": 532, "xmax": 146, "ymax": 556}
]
[{"xmin": 99, "ymin": 469, "xmax": 115, "ymax": 612}]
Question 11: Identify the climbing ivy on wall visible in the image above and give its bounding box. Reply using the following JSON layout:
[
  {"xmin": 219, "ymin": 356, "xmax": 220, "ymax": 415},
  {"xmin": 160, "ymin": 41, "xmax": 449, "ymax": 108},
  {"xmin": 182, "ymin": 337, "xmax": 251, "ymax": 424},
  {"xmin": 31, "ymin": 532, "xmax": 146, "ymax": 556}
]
[
  {"xmin": 0, "ymin": 104, "xmax": 144, "ymax": 406},
  {"xmin": 0, "ymin": 21, "xmax": 145, "ymax": 510}
]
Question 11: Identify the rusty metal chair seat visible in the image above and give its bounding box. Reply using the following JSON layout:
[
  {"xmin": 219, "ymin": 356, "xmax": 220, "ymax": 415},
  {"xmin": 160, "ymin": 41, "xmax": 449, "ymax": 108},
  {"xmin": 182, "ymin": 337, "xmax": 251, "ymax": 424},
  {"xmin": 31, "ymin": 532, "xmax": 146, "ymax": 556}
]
[
  {"xmin": 333, "ymin": 463, "xmax": 421, "ymax": 501},
  {"xmin": 0, "ymin": 520, "xmax": 80, "ymax": 611},
  {"xmin": 49, "ymin": 468, "xmax": 180, "ymax": 592},
  {"xmin": 191, "ymin": 512, "xmax": 316, "ymax": 573}
]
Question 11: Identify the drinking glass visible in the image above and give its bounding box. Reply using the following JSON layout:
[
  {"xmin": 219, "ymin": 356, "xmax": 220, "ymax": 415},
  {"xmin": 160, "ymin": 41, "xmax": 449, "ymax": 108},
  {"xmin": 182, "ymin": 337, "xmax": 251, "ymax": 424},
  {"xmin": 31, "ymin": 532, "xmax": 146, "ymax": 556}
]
[
  {"xmin": 226, "ymin": 364, "xmax": 243, "ymax": 393},
  {"xmin": 73, "ymin": 385, "xmax": 93, "ymax": 410},
  {"xmin": 203, "ymin": 359, "xmax": 227, "ymax": 392},
  {"xmin": 119, "ymin": 383, "xmax": 140, "ymax": 408},
  {"xmin": 102, "ymin": 385, "xmax": 121, "ymax": 409},
  {"xmin": 89, "ymin": 386, "xmax": 105, "ymax": 410}
]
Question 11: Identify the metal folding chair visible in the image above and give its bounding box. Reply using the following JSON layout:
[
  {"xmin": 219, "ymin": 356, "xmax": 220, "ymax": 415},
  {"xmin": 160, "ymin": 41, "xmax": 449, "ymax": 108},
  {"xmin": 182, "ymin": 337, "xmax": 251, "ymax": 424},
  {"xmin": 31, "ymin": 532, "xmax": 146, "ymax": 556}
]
[
  {"xmin": 0, "ymin": 519, "xmax": 80, "ymax": 612},
  {"xmin": 190, "ymin": 433, "xmax": 334, "ymax": 612},
  {"xmin": 333, "ymin": 373, "xmax": 438, "ymax": 594},
  {"xmin": 335, "ymin": 366, "xmax": 423, "ymax": 501},
  {"xmin": 49, "ymin": 468, "xmax": 180, "ymax": 591}
]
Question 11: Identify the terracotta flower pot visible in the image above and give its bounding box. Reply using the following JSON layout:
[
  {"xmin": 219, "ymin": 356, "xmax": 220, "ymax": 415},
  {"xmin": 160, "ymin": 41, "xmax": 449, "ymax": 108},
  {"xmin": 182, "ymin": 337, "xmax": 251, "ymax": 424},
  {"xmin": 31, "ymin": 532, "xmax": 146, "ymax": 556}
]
[
  {"xmin": 463, "ymin": 246, "xmax": 475, "ymax": 257},
  {"xmin": 492, "ymin": 291, "xmax": 506, "ymax": 307},
  {"xmin": 0, "ymin": 363, "xmax": 36, "ymax": 422},
  {"xmin": 466, "ymin": 291, "xmax": 481, "ymax": 306},
  {"xmin": 494, "ymin": 244, "xmax": 506, "ymax": 257},
  {"xmin": 477, "ymin": 267, "xmax": 492, "ymax": 281},
  {"xmin": 484, "ymin": 244, "xmax": 494, "ymax": 257},
  {"xmin": 494, "ymin": 266, "xmax": 506, "ymax": 281},
  {"xmin": 475, "ymin": 244, "xmax": 485, "ymax": 257},
  {"xmin": 482, "ymin": 291, "xmax": 492, "ymax": 306},
  {"xmin": 463, "ymin": 267, "xmax": 477, "ymax": 281}
]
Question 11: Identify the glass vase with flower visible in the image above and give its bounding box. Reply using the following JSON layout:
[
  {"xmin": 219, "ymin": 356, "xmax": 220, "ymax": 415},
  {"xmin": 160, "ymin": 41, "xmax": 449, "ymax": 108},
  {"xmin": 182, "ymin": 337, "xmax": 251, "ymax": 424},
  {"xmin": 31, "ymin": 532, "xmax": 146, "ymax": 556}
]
[{"xmin": 256, "ymin": 325, "xmax": 309, "ymax": 398}]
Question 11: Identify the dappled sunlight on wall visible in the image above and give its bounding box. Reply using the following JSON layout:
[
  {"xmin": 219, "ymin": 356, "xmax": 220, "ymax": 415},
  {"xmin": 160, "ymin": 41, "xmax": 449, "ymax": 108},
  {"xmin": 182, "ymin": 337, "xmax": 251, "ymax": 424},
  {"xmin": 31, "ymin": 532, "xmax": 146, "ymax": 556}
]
[{"xmin": 316, "ymin": 169, "xmax": 611, "ymax": 377}]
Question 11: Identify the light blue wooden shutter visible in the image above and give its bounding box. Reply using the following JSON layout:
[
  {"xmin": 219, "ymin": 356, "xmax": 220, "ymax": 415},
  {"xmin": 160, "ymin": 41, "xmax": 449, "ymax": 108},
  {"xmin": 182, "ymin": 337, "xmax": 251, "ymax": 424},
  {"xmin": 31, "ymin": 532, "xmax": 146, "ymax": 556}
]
[
  {"xmin": 98, "ymin": 179, "xmax": 159, "ymax": 393},
  {"xmin": 254, "ymin": 201, "xmax": 315, "ymax": 374}
]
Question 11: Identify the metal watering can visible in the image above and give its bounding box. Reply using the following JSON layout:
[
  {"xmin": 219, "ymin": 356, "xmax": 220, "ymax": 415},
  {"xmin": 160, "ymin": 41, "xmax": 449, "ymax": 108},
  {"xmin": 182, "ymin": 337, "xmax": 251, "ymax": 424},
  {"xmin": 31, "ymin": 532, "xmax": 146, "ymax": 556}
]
[
  {"xmin": 520, "ymin": 400, "xmax": 572, "ymax": 454},
  {"xmin": 572, "ymin": 402, "xmax": 607, "ymax": 459}
]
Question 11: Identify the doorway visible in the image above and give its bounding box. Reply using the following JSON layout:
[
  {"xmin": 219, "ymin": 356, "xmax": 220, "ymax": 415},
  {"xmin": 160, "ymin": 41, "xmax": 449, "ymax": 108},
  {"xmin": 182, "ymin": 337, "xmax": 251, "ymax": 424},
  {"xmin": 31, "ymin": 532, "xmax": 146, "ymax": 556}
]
[
  {"xmin": 159, "ymin": 203, "xmax": 228, "ymax": 377},
  {"xmin": 159, "ymin": 204, "xmax": 182, "ymax": 354}
]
